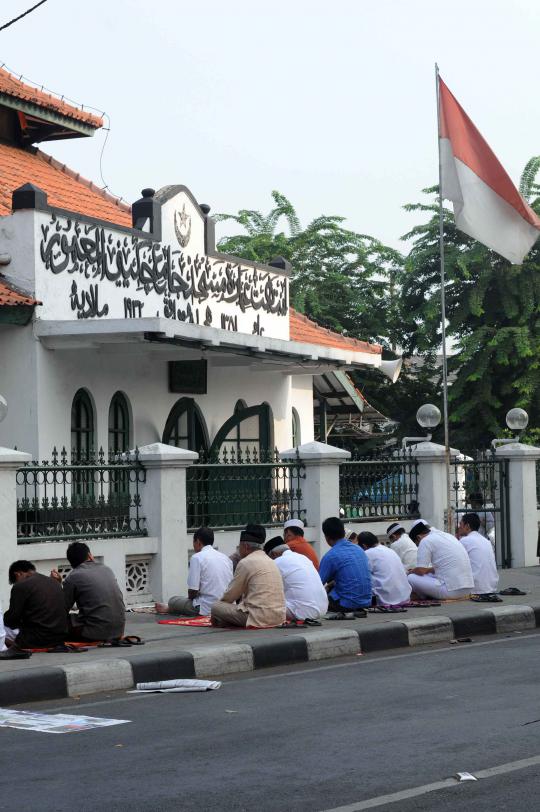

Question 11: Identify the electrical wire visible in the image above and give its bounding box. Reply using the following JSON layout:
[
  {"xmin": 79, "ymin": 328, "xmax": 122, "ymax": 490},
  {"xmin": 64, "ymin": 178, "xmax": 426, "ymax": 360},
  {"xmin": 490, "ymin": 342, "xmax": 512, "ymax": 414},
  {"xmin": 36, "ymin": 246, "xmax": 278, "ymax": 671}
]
[{"xmin": 0, "ymin": 0, "xmax": 48, "ymax": 33}]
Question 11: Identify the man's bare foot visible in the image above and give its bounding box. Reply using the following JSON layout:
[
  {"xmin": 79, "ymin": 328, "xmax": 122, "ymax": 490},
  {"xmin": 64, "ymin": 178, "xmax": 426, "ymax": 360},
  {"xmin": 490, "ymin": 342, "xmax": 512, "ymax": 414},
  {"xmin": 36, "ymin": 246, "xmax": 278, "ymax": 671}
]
[{"xmin": 154, "ymin": 602, "xmax": 170, "ymax": 614}]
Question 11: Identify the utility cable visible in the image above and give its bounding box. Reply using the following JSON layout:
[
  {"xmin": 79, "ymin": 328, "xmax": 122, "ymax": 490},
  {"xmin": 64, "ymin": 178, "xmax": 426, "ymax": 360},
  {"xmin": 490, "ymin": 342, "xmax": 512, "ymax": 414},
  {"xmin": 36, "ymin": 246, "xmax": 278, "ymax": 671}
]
[{"xmin": 0, "ymin": 0, "xmax": 48, "ymax": 33}]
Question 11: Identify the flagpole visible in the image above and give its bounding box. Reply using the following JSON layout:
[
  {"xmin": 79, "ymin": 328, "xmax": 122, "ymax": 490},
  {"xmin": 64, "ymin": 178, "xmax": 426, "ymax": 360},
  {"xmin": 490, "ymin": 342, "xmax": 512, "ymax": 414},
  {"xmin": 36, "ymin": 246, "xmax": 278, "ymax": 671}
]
[{"xmin": 435, "ymin": 63, "xmax": 453, "ymax": 533}]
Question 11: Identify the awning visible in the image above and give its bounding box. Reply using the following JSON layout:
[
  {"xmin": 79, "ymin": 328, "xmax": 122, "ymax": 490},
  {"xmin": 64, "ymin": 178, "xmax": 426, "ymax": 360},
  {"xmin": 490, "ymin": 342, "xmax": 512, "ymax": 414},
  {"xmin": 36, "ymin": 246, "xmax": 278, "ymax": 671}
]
[
  {"xmin": 314, "ymin": 370, "xmax": 397, "ymax": 439},
  {"xmin": 33, "ymin": 317, "xmax": 385, "ymax": 376}
]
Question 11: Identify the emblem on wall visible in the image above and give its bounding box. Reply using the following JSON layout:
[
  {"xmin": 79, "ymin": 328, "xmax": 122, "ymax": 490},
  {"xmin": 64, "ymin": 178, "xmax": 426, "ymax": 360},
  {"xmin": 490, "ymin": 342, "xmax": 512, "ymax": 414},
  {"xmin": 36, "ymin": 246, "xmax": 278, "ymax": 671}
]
[{"xmin": 174, "ymin": 203, "xmax": 192, "ymax": 248}]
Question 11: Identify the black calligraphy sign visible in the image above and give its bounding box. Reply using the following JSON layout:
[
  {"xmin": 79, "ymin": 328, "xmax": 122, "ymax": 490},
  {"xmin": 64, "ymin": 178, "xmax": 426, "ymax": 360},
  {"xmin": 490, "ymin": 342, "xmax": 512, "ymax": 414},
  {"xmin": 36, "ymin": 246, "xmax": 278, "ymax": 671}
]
[{"xmin": 40, "ymin": 214, "xmax": 288, "ymax": 319}]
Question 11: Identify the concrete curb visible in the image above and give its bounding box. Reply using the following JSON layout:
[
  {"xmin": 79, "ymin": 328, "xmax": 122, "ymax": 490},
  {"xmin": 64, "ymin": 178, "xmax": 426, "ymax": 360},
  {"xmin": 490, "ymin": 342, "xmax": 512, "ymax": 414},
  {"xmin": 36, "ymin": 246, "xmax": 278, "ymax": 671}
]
[{"xmin": 4, "ymin": 603, "xmax": 540, "ymax": 706}]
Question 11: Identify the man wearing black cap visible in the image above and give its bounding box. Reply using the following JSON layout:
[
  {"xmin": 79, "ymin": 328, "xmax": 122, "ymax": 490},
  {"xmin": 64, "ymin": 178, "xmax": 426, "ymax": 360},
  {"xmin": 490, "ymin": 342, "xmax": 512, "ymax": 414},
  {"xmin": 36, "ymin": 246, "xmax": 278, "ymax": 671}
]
[{"xmin": 210, "ymin": 525, "xmax": 286, "ymax": 628}]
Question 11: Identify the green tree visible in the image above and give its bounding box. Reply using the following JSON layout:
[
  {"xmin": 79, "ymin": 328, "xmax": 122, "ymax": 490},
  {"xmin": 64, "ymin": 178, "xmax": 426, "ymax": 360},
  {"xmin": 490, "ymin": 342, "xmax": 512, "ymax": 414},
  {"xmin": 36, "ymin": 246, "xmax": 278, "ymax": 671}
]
[{"xmin": 216, "ymin": 191, "xmax": 404, "ymax": 351}]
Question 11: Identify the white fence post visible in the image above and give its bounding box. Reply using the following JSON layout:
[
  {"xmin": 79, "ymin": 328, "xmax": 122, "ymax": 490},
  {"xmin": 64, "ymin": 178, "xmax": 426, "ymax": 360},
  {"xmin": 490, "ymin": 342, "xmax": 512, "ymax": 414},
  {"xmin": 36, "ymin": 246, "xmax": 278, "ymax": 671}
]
[
  {"xmin": 137, "ymin": 443, "xmax": 198, "ymax": 603},
  {"xmin": 495, "ymin": 442, "xmax": 540, "ymax": 567},
  {"xmin": 412, "ymin": 441, "xmax": 461, "ymax": 530},
  {"xmin": 0, "ymin": 447, "xmax": 32, "ymax": 608},
  {"xmin": 280, "ymin": 441, "xmax": 350, "ymax": 559}
]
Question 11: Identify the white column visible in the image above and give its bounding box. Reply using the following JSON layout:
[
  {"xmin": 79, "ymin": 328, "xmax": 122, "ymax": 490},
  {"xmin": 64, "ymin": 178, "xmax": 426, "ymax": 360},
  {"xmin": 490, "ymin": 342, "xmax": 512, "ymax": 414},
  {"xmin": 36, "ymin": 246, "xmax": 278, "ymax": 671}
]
[
  {"xmin": 0, "ymin": 447, "xmax": 32, "ymax": 608},
  {"xmin": 137, "ymin": 443, "xmax": 198, "ymax": 602},
  {"xmin": 495, "ymin": 442, "xmax": 540, "ymax": 568},
  {"xmin": 280, "ymin": 441, "xmax": 350, "ymax": 559},
  {"xmin": 412, "ymin": 441, "xmax": 460, "ymax": 530}
]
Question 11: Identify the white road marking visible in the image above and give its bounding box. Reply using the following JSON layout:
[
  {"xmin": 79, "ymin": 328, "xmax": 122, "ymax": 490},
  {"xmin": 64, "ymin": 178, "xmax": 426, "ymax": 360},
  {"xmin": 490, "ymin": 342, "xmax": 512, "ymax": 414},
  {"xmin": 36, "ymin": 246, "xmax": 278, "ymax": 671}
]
[{"xmin": 320, "ymin": 754, "xmax": 540, "ymax": 811}]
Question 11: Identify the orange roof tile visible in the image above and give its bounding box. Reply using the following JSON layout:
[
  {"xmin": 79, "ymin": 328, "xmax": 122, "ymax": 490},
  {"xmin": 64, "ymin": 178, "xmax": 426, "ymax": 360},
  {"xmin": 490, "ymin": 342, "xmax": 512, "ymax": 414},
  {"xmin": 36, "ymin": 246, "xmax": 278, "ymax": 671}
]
[
  {"xmin": 0, "ymin": 67, "xmax": 102, "ymax": 128},
  {"xmin": 0, "ymin": 142, "xmax": 132, "ymax": 225},
  {"xmin": 289, "ymin": 309, "xmax": 381, "ymax": 356},
  {"xmin": 0, "ymin": 278, "xmax": 39, "ymax": 306}
]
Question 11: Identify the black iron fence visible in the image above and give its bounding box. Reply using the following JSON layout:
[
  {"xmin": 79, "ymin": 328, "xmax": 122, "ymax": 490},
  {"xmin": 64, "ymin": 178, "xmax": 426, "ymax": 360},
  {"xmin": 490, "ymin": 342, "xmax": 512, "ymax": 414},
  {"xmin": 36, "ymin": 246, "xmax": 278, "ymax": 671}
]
[
  {"xmin": 16, "ymin": 447, "xmax": 147, "ymax": 543},
  {"xmin": 186, "ymin": 447, "xmax": 305, "ymax": 530},
  {"xmin": 339, "ymin": 448, "xmax": 419, "ymax": 521},
  {"xmin": 451, "ymin": 450, "xmax": 510, "ymax": 567}
]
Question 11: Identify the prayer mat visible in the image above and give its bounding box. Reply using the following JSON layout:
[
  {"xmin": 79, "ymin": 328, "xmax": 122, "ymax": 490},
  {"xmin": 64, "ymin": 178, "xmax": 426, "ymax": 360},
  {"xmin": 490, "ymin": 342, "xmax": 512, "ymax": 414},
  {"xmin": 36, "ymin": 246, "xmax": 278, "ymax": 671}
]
[
  {"xmin": 403, "ymin": 600, "xmax": 442, "ymax": 608},
  {"xmin": 158, "ymin": 617, "xmax": 213, "ymax": 627}
]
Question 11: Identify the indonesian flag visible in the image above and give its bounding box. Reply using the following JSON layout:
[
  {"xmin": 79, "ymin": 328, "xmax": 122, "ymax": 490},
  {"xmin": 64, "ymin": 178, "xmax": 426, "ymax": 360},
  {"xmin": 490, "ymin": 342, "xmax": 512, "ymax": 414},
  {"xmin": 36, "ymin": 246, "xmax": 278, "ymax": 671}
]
[{"xmin": 439, "ymin": 77, "xmax": 540, "ymax": 264}]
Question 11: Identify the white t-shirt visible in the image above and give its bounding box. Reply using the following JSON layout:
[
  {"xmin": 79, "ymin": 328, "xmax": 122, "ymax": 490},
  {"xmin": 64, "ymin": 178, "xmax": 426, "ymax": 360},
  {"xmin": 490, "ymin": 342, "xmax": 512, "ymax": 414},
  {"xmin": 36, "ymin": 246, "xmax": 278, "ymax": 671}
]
[
  {"xmin": 275, "ymin": 549, "xmax": 328, "ymax": 620},
  {"xmin": 365, "ymin": 544, "xmax": 412, "ymax": 606},
  {"xmin": 460, "ymin": 530, "xmax": 499, "ymax": 594},
  {"xmin": 187, "ymin": 545, "xmax": 233, "ymax": 615},
  {"xmin": 417, "ymin": 529, "xmax": 474, "ymax": 592},
  {"xmin": 390, "ymin": 533, "xmax": 418, "ymax": 570}
]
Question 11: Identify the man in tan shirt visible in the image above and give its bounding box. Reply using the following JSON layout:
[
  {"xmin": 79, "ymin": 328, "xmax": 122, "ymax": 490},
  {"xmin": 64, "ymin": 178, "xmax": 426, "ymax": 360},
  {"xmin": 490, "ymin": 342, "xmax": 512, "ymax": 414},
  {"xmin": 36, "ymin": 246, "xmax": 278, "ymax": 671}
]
[{"xmin": 211, "ymin": 525, "xmax": 286, "ymax": 628}]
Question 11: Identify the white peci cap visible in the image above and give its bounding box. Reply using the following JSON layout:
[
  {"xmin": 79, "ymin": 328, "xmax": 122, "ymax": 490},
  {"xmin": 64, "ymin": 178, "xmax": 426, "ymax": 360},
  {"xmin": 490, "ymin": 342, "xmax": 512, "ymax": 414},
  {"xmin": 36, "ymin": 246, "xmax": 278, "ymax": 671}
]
[{"xmin": 283, "ymin": 519, "xmax": 304, "ymax": 530}]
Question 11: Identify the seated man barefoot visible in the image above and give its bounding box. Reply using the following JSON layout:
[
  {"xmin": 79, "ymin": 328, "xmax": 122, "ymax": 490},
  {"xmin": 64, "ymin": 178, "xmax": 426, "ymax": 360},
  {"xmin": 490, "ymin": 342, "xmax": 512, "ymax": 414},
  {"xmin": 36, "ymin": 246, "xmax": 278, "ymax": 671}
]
[
  {"xmin": 458, "ymin": 512, "xmax": 499, "ymax": 595},
  {"xmin": 211, "ymin": 525, "xmax": 286, "ymax": 628},
  {"xmin": 357, "ymin": 532, "xmax": 411, "ymax": 606},
  {"xmin": 264, "ymin": 536, "xmax": 328, "ymax": 621},
  {"xmin": 155, "ymin": 527, "xmax": 233, "ymax": 616},
  {"xmin": 0, "ymin": 560, "xmax": 67, "ymax": 660},
  {"xmin": 407, "ymin": 520, "xmax": 474, "ymax": 600},
  {"xmin": 52, "ymin": 542, "xmax": 125, "ymax": 642},
  {"xmin": 319, "ymin": 517, "xmax": 372, "ymax": 614}
]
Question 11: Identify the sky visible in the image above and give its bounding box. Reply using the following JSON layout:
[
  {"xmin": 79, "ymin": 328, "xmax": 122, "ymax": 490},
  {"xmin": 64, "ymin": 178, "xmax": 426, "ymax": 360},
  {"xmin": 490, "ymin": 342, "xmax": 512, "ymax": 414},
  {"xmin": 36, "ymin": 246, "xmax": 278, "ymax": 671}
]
[{"xmin": 1, "ymin": 0, "xmax": 539, "ymax": 250}]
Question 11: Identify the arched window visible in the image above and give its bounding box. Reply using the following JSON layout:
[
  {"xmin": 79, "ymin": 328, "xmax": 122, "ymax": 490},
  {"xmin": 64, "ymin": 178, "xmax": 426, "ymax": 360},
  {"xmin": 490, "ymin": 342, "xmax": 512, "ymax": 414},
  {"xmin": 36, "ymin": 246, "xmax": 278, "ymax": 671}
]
[
  {"xmin": 163, "ymin": 398, "xmax": 208, "ymax": 452},
  {"xmin": 108, "ymin": 392, "xmax": 131, "ymax": 454},
  {"xmin": 292, "ymin": 408, "xmax": 301, "ymax": 448},
  {"xmin": 71, "ymin": 389, "xmax": 94, "ymax": 462},
  {"xmin": 210, "ymin": 402, "xmax": 272, "ymax": 460}
]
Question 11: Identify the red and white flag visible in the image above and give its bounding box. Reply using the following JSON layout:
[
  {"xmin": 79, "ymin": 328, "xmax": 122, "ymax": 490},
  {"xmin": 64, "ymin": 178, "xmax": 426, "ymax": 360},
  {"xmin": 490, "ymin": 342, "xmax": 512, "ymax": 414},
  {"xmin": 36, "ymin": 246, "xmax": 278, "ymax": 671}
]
[{"xmin": 438, "ymin": 77, "xmax": 540, "ymax": 264}]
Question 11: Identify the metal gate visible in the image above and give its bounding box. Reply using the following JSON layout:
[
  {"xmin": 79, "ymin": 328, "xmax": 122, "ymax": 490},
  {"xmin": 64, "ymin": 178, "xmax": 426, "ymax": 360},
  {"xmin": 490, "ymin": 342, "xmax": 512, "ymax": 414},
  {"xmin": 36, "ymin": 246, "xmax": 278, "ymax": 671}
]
[{"xmin": 450, "ymin": 453, "xmax": 511, "ymax": 568}]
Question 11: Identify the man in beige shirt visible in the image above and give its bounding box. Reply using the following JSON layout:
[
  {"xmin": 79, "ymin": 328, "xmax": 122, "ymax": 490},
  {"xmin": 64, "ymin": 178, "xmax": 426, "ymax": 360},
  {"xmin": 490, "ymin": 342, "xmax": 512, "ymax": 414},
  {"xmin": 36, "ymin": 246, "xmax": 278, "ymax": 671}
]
[{"xmin": 211, "ymin": 525, "xmax": 286, "ymax": 628}]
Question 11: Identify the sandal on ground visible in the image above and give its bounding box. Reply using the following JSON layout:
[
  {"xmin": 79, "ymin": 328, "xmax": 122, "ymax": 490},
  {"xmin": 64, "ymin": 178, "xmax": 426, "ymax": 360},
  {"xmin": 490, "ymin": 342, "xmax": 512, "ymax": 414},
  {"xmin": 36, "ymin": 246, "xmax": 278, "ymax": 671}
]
[
  {"xmin": 499, "ymin": 588, "xmax": 526, "ymax": 596},
  {"xmin": 122, "ymin": 635, "xmax": 144, "ymax": 645},
  {"xmin": 0, "ymin": 647, "xmax": 31, "ymax": 659},
  {"xmin": 303, "ymin": 618, "xmax": 322, "ymax": 626},
  {"xmin": 325, "ymin": 612, "xmax": 355, "ymax": 620},
  {"xmin": 470, "ymin": 593, "xmax": 503, "ymax": 603}
]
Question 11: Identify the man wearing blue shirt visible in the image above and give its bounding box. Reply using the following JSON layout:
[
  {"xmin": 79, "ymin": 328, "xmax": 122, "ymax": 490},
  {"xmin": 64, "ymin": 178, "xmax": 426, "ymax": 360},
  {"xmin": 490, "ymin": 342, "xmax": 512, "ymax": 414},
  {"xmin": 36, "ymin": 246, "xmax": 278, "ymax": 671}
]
[{"xmin": 319, "ymin": 517, "xmax": 372, "ymax": 615}]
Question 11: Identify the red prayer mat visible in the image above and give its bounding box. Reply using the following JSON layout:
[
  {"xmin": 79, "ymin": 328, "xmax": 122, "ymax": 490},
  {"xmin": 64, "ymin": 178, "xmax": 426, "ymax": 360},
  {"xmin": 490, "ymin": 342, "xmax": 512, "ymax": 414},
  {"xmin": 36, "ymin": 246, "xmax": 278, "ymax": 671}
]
[
  {"xmin": 157, "ymin": 617, "xmax": 292, "ymax": 630},
  {"xmin": 158, "ymin": 617, "xmax": 213, "ymax": 627}
]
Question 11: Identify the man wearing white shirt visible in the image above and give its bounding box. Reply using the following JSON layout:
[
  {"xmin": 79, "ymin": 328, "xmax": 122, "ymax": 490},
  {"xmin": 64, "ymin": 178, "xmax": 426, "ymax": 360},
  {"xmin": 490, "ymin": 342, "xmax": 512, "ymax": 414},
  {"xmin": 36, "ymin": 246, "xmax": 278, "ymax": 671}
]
[
  {"xmin": 386, "ymin": 522, "xmax": 418, "ymax": 570},
  {"xmin": 358, "ymin": 532, "xmax": 411, "ymax": 606},
  {"xmin": 407, "ymin": 520, "xmax": 474, "ymax": 600},
  {"xmin": 458, "ymin": 512, "xmax": 499, "ymax": 595},
  {"xmin": 155, "ymin": 527, "xmax": 233, "ymax": 616},
  {"xmin": 264, "ymin": 536, "xmax": 328, "ymax": 621}
]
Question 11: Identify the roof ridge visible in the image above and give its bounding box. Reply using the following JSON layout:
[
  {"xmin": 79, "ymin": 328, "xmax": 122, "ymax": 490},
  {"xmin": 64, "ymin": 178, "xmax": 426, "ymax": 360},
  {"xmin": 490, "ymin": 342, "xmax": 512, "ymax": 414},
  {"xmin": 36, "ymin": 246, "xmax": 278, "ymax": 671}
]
[
  {"xmin": 290, "ymin": 308, "xmax": 381, "ymax": 354},
  {"xmin": 34, "ymin": 147, "xmax": 132, "ymax": 215},
  {"xmin": 0, "ymin": 66, "xmax": 103, "ymax": 129}
]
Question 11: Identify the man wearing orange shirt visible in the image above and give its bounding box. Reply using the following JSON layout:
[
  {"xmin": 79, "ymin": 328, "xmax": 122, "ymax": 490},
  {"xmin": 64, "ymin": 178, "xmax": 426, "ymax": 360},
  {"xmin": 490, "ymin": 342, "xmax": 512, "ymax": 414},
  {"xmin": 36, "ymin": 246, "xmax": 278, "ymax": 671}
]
[{"xmin": 283, "ymin": 520, "xmax": 319, "ymax": 571}]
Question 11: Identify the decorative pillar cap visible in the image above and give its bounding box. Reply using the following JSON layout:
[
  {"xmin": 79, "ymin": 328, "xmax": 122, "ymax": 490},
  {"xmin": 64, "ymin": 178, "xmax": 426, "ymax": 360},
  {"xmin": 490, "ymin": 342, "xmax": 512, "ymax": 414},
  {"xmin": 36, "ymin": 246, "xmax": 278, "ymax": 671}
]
[{"xmin": 280, "ymin": 440, "xmax": 351, "ymax": 462}]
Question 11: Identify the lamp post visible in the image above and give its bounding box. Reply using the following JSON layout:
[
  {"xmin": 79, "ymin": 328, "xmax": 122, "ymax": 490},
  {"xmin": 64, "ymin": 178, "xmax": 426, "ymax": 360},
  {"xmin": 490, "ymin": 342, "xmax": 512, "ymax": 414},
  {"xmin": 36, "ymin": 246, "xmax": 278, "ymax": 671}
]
[
  {"xmin": 491, "ymin": 407, "xmax": 529, "ymax": 448},
  {"xmin": 401, "ymin": 403, "xmax": 442, "ymax": 448}
]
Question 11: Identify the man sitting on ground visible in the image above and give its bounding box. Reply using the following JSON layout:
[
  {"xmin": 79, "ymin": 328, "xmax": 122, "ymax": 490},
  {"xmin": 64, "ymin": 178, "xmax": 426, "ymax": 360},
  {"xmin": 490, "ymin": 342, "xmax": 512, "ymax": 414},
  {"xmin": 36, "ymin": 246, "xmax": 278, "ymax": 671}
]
[
  {"xmin": 211, "ymin": 525, "xmax": 286, "ymax": 628},
  {"xmin": 52, "ymin": 542, "xmax": 125, "ymax": 642},
  {"xmin": 357, "ymin": 532, "xmax": 412, "ymax": 606},
  {"xmin": 318, "ymin": 517, "xmax": 372, "ymax": 615},
  {"xmin": 155, "ymin": 527, "xmax": 233, "ymax": 616},
  {"xmin": 457, "ymin": 512, "xmax": 499, "ymax": 596},
  {"xmin": 407, "ymin": 520, "xmax": 474, "ymax": 600},
  {"xmin": 264, "ymin": 536, "xmax": 328, "ymax": 621},
  {"xmin": 0, "ymin": 560, "xmax": 68, "ymax": 660},
  {"xmin": 386, "ymin": 522, "xmax": 418, "ymax": 570},
  {"xmin": 283, "ymin": 519, "xmax": 319, "ymax": 570}
]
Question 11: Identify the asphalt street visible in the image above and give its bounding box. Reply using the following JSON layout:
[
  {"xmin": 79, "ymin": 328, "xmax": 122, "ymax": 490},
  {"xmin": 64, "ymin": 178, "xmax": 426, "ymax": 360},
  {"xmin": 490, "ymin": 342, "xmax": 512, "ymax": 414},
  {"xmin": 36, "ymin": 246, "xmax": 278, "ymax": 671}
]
[{"xmin": 3, "ymin": 631, "xmax": 540, "ymax": 812}]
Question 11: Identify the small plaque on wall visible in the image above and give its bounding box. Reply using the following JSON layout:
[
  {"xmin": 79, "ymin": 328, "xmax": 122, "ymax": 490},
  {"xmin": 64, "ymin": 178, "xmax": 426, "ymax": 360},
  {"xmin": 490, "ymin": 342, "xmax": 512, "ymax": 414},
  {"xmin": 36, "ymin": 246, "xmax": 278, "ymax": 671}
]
[{"xmin": 169, "ymin": 360, "xmax": 207, "ymax": 394}]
